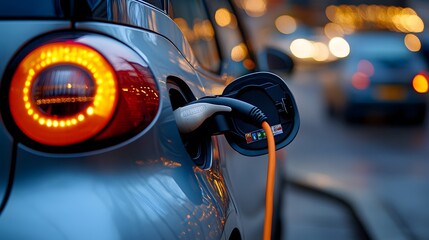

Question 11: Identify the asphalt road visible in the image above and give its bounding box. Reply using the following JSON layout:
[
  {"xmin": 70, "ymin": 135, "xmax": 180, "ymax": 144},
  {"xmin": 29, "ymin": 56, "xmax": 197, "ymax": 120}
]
[{"xmin": 280, "ymin": 65, "xmax": 429, "ymax": 240}]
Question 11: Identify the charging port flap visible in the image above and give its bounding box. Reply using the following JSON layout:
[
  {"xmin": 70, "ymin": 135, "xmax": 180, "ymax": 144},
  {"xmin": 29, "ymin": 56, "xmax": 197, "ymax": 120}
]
[{"xmin": 221, "ymin": 72, "xmax": 299, "ymax": 156}]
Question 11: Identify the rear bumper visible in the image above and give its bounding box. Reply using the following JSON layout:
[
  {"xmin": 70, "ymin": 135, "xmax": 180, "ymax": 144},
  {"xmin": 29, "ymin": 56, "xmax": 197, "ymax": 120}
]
[{"xmin": 345, "ymin": 101, "xmax": 427, "ymax": 121}]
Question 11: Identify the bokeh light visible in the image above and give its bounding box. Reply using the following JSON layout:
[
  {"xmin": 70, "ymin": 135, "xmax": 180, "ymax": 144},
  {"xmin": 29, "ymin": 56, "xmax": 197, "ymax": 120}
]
[
  {"xmin": 329, "ymin": 37, "xmax": 350, "ymax": 58},
  {"xmin": 352, "ymin": 72, "xmax": 370, "ymax": 90},
  {"xmin": 325, "ymin": 5, "xmax": 424, "ymax": 34},
  {"xmin": 404, "ymin": 34, "xmax": 421, "ymax": 52},
  {"xmin": 312, "ymin": 42, "xmax": 330, "ymax": 62},
  {"xmin": 290, "ymin": 39, "xmax": 315, "ymax": 59},
  {"xmin": 413, "ymin": 74, "xmax": 429, "ymax": 93},
  {"xmin": 215, "ymin": 8, "xmax": 232, "ymax": 27},
  {"xmin": 358, "ymin": 60, "xmax": 375, "ymax": 76},
  {"xmin": 275, "ymin": 15, "xmax": 297, "ymax": 34},
  {"xmin": 231, "ymin": 43, "xmax": 248, "ymax": 62},
  {"xmin": 243, "ymin": 0, "xmax": 267, "ymax": 17},
  {"xmin": 324, "ymin": 22, "xmax": 344, "ymax": 39}
]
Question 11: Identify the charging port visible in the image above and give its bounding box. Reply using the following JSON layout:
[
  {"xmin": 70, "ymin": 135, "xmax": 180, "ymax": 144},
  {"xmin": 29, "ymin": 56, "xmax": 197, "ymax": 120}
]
[{"xmin": 167, "ymin": 79, "xmax": 212, "ymax": 169}]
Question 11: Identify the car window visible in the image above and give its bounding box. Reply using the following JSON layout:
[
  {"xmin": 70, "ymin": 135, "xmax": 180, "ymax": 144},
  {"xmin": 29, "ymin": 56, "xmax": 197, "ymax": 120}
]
[
  {"xmin": 169, "ymin": 0, "xmax": 221, "ymax": 73},
  {"xmin": 142, "ymin": 0, "xmax": 165, "ymax": 10},
  {"xmin": 0, "ymin": 0, "xmax": 57, "ymax": 17},
  {"xmin": 205, "ymin": 0, "xmax": 256, "ymax": 76}
]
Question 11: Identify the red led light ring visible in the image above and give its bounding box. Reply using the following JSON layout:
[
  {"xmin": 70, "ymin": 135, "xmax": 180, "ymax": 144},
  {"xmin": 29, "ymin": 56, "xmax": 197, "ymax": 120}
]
[{"xmin": 9, "ymin": 42, "xmax": 118, "ymax": 146}]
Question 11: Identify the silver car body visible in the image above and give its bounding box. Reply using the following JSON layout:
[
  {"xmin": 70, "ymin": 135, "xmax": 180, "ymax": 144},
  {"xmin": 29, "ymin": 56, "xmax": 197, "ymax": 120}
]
[{"xmin": 0, "ymin": 1, "xmax": 285, "ymax": 239}]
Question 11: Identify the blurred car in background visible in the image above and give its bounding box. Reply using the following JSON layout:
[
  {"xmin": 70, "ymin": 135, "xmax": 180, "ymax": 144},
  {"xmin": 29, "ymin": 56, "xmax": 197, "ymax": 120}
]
[
  {"xmin": 324, "ymin": 32, "xmax": 429, "ymax": 123},
  {"xmin": 268, "ymin": 18, "xmax": 342, "ymax": 65},
  {"xmin": 0, "ymin": 0, "xmax": 297, "ymax": 239}
]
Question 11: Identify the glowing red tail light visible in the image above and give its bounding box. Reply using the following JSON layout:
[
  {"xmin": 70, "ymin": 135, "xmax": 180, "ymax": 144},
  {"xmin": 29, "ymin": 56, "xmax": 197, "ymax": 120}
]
[
  {"xmin": 7, "ymin": 34, "xmax": 159, "ymax": 147},
  {"xmin": 351, "ymin": 72, "xmax": 370, "ymax": 90},
  {"xmin": 352, "ymin": 59, "xmax": 373, "ymax": 90}
]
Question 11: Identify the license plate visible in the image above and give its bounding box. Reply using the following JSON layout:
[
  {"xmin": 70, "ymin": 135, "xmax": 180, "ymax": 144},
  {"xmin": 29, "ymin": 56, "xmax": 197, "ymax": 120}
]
[{"xmin": 375, "ymin": 85, "xmax": 407, "ymax": 101}]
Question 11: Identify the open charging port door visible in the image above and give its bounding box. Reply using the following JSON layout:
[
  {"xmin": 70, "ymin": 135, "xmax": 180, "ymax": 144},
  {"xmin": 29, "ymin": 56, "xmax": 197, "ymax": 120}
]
[{"xmin": 221, "ymin": 72, "xmax": 299, "ymax": 156}]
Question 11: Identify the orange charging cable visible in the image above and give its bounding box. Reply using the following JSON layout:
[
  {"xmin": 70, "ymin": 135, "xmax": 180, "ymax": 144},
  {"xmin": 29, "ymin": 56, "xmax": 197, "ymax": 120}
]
[{"xmin": 262, "ymin": 121, "xmax": 276, "ymax": 240}]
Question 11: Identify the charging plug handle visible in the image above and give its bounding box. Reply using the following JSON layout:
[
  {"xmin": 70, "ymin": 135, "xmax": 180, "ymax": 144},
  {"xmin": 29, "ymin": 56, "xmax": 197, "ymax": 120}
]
[
  {"xmin": 197, "ymin": 96, "xmax": 268, "ymax": 126},
  {"xmin": 174, "ymin": 102, "xmax": 232, "ymax": 133},
  {"xmin": 174, "ymin": 96, "xmax": 268, "ymax": 134}
]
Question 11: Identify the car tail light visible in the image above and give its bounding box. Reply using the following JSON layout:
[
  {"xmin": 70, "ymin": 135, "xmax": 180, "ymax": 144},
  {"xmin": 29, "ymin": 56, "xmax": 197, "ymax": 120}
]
[
  {"xmin": 357, "ymin": 59, "xmax": 374, "ymax": 77},
  {"xmin": 412, "ymin": 73, "xmax": 429, "ymax": 94},
  {"xmin": 351, "ymin": 59, "xmax": 373, "ymax": 90},
  {"xmin": 351, "ymin": 72, "xmax": 370, "ymax": 90},
  {"xmin": 7, "ymin": 34, "xmax": 159, "ymax": 147}
]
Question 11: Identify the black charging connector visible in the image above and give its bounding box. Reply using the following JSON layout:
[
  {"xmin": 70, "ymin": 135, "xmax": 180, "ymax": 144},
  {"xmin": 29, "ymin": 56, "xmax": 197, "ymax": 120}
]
[
  {"xmin": 174, "ymin": 96, "xmax": 268, "ymax": 136},
  {"xmin": 197, "ymin": 96, "xmax": 268, "ymax": 126}
]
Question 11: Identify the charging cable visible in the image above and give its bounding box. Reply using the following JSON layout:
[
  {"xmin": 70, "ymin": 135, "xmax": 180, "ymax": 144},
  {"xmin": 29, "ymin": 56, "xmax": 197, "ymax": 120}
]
[
  {"xmin": 262, "ymin": 121, "xmax": 276, "ymax": 240},
  {"xmin": 174, "ymin": 97, "xmax": 277, "ymax": 240}
]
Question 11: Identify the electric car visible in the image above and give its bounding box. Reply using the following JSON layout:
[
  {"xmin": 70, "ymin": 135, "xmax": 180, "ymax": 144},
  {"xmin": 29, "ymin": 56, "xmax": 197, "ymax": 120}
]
[
  {"xmin": 325, "ymin": 32, "xmax": 429, "ymax": 123},
  {"xmin": 0, "ymin": 0, "xmax": 298, "ymax": 239}
]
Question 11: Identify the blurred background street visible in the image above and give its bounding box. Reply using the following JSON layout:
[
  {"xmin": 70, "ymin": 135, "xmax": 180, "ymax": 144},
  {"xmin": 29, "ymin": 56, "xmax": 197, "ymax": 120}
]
[
  {"xmin": 231, "ymin": 0, "xmax": 429, "ymax": 239},
  {"xmin": 283, "ymin": 65, "xmax": 429, "ymax": 240}
]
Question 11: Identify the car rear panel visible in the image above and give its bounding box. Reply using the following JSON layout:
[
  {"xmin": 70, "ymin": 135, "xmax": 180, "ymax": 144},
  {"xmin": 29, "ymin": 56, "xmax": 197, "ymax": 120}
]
[
  {"xmin": 0, "ymin": 117, "xmax": 229, "ymax": 239},
  {"xmin": 0, "ymin": 2, "xmax": 235, "ymax": 239}
]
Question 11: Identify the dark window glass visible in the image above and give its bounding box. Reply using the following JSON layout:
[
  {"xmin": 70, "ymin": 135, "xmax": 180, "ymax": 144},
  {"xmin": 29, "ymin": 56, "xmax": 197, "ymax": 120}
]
[
  {"xmin": 0, "ymin": 0, "xmax": 59, "ymax": 17},
  {"xmin": 142, "ymin": 0, "xmax": 164, "ymax": 10}
]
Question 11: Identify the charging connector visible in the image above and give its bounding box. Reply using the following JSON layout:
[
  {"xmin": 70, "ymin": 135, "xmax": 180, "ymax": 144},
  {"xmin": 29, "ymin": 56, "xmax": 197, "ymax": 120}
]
[
  {"xmin": 174, "ymin": 102, "xmax": 232, "ymax": 133},
  {"xmin": 196, "ymin": 96, "xmax": 268, "ymax": 126},
  {"xmin": 174, "ymin": 96, "xmax": 268, "ymax": 134}
]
